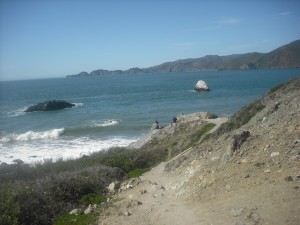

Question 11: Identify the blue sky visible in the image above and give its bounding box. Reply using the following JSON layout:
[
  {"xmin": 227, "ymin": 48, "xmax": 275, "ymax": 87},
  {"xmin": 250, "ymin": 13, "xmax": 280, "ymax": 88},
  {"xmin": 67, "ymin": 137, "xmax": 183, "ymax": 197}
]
[{"xmin": 0, "ymin": 0, "xmax": 299, "ymax": 81}]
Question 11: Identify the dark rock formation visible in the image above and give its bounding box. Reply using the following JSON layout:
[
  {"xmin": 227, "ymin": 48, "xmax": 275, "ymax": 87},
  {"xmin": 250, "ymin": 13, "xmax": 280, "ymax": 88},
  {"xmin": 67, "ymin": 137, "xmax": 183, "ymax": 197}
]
[{"xmin": 24, "ymin": 100, "xmax": 75, "ymax": 112}]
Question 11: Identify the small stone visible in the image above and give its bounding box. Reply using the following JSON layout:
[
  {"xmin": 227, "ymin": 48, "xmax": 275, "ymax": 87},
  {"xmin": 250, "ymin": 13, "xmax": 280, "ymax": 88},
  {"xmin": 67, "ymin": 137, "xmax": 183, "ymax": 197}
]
[
  {"xmin": 234, "ymin": 221, "xmax": 246, "ymax": 225},
  {"xmin": 225, "ymin": 184, "xmax": 231, "ymax": 191},
  {"xmin": 128, "ymin": 194, "xmax": 134, "ymax": 199},
  {"xmin": 270, "ymin": 152, "xmax": 280, "ymax": 157},
  {"xmin": 126, "ymin": 184, "xmax": 133, "ymax": 189},
  {"xmin": 293, "ymin": 139, "xmax": 299, "ymax": 144},
  {"xmin": 247, "ymin": 208, "xmax": 260, "ymax": 223},
  {"xmin": 284, "ymin": 176, "xmax": 293, "ymax": 182},
  {"xmin": 230, "ymin": 207, "xmax": 245, "ymax": 217},
  {"xmin": 108, "ymin": 181, "xmax": 120, "ymax": 193},
  {"xmin": 211, "ymin": 156, "xmax": 219, "ymax": 161},
  {"xmin": 69, "ymin": 209, "xmax": 81, "ymax": 215},
  {"xmin": 126, "ymin": 200, "xmax": 142, "ymax": 208},
  {"xmin": 264, "ymin": 169, "xmax": 271, "ymax": 173},
  {"xmin": 124, "ymin": 210, "xmax": 131, "ymax": 216},
  {"xmin": 139, "ymin": 189, "xmax": 147, "ymax": 195},
  {"xmin": 84, "ymin": 204, "xmax": 96, "ymax": 214},
  {"xmin": 292, "ymin": 175, "xmax": 300, "ymax": 181},
  {"xmin": 241, "ymin": 158, "xmax": 248, "ymax": 163},
  {"xmin": 159, "ymin": 185, "xmax": 165, "ymax": 190},
  {"xmin": 244, "ymin": 174, "xmax": 250, "ymax": 178}
]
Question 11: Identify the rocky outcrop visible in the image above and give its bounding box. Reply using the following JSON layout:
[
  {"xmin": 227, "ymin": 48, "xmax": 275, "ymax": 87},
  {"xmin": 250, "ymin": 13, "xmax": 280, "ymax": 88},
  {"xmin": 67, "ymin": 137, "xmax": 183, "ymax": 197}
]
[
  {"xmin": 24, "ymin": 100, "xmax": 75, "ymax": 112},
  {"xmin": 194, "ymin": 80, "xmax": 209, "ymax": 92}
]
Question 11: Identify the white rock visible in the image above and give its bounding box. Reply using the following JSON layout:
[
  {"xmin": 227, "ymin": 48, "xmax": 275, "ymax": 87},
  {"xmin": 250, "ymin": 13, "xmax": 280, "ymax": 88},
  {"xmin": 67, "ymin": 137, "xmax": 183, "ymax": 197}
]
[
  {"xmin": 270, "ymin": 152, "xmax": 280, "ymax": 157},
  {"xmin": 84, "ymin": 204, "xmax": 93, "ymax": 214},
  {"xmin": 108, "ymin": 181, "xmax": 120, "ymax": 193},
  {"xmin": 194, "ymin": 80, "xmax": 209, "ymax": 92},
  {"xmin": 69, "ymin": 208, "xmax": 81, "ymax": 215}
]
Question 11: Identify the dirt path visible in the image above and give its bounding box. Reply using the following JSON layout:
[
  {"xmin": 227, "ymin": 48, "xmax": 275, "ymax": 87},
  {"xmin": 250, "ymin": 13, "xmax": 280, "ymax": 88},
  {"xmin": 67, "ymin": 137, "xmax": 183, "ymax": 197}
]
[{"xmin": 98, "ymin": 162, "xmax": 204, "ymax": 225}]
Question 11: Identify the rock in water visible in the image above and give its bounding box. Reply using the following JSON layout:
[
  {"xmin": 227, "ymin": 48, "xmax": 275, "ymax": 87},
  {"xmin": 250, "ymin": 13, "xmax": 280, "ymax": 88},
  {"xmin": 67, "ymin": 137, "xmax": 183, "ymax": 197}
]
[
  {"xmin": 194, "ymin": 80, "xmax": 209, "ymax": 92},
  {"xmin": 24, "ymin": 100, "xmax": 75, "ymax": 112}
]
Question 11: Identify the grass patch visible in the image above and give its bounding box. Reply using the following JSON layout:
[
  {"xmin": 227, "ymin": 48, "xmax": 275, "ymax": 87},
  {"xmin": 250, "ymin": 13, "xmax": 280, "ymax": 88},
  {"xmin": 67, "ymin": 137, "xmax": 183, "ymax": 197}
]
[
  {"xmin": 128, "ymin": 168, "xmax": 151, "ymax": 178},
  {"xmin": 210, "ymin": 101, "xmax": 265, "ymax": 139},
  {"xmin": 79, "ymin": 193, "xmax": 106, "ymax": 205},
  {"xmin": 54, "ymin": 213, "xmax": 97, "ymax": 225},
  {"xmin": 196, "ymin": 123, "xmax": 216, "ymax": 139},
  {"xmin": 188, "ymin": 122, "xmax": 216, "ymax": 147},
  {"xmin": 268, "ymin": 83, "xmax": 284, "ymax": 94}
]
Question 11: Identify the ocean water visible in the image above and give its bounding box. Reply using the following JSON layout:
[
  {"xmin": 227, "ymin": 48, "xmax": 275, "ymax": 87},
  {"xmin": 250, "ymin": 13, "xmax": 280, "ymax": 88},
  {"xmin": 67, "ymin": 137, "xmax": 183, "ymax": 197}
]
[{"xmin": 0, "ymin": 69, "xmax": 299, "ymax": 164}]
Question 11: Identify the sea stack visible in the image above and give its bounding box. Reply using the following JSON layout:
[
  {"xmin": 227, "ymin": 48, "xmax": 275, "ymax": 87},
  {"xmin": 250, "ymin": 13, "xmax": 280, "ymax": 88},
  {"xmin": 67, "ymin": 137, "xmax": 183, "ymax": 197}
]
[
  {"xmin": 24, "ymin": 100, "xmax": 75, "ymax": 112},
  {"xmin": 194, "ymin": 80, "xmax": 209, "ymax": 92}
]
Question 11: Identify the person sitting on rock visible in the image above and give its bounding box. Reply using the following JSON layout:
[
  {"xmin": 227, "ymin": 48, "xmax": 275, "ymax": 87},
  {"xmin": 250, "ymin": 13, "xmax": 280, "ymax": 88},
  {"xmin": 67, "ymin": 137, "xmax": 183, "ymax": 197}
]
[
  {"xmin": 172, "ymin": 117, "xmax": 177, "ymax": 126},
  {"xmin": 155, "ymin": 120, "xmax": 159, "ymax": 129}
]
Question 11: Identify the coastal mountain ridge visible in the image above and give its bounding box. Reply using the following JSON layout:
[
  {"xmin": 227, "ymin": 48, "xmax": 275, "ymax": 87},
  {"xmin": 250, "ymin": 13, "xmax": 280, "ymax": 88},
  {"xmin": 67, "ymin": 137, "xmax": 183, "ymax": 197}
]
[{"xmin": 67, "ymin": 39, "xmax": 300, "ymax": 78}]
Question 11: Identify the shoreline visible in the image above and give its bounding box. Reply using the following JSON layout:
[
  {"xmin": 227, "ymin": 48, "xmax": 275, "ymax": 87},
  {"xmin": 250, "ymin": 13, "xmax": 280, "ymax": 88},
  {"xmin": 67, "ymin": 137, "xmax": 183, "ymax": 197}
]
[{"xmin": 0, "ymin": 111, "xmax": 227, "ymax": 165}]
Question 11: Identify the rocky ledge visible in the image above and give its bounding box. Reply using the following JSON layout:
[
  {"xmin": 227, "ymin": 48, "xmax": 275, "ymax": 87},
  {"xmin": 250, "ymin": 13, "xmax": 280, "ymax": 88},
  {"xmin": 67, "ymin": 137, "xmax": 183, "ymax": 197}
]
[{"xmin": 24, "ymin": 100, "xmax": 75, "ymax": 112}]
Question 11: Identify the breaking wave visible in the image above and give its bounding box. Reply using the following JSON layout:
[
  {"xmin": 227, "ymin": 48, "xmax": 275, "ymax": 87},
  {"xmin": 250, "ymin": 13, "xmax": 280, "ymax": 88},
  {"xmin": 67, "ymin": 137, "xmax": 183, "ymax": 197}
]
[
  {"xmin": 93, "ymin": 120, "xmax": 119, "ymax": 127},
  {"xmin": 0, "ymin": 128, "xmax": 65, "ymax": 142}
]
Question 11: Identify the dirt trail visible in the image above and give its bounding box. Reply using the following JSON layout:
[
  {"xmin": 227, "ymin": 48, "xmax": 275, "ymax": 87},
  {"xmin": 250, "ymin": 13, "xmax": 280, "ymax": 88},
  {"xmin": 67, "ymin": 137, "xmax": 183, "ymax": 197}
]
[{"xmin": 98, "ymin": 162, "xmax": 204, "ymax": 225}]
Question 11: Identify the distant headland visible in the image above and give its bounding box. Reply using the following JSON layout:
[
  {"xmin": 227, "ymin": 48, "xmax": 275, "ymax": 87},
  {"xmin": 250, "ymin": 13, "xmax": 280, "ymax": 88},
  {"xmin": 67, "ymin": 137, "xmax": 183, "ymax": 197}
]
[{"xmin": 66, "ymin": 39, "xmax": 300, "ymax": 78}]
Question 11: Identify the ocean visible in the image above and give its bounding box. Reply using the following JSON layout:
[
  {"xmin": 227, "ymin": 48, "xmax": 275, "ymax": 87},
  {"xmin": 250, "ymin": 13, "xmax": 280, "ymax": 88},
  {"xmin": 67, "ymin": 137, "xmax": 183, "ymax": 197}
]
[{"xmin": 0, "ymin": 69, "xmax": 299, "ymax": 164}]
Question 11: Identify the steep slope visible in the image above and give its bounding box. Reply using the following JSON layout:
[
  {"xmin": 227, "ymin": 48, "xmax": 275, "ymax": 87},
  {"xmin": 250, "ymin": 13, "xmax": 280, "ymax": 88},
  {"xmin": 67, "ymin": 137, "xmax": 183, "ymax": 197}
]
[{"xmin": 98, "ymin": 76, "xmax": 300, "ymax": 225}]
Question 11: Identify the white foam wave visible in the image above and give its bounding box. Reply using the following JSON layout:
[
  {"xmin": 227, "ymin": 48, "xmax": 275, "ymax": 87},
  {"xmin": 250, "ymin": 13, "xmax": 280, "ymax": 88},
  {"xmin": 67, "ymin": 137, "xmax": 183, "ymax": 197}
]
[
  {"xmin": 0, "ymin": 136, "xmax": 137, "ymax": 164},
  {"xmin": 73, "ymin": 103, "xmax": 84, "ymax": 107},
  {"xmin": 0, "ymin": 128, "xmax": 65, "ymax": 142},
  {"xmin": 94, "ymin": 120, "xmax": 119, "ymax": 127},
  {"xmin": 7, "ymin": 106, "xmax": 28, "ymax": 117}
]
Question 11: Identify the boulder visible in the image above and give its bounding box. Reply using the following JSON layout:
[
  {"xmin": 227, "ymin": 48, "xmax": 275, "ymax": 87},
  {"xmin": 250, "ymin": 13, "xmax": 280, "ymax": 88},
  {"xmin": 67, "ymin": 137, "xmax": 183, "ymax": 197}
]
[
  {"xmin": 194, "ymin": 80, "xmax": 209, "ymax": 92},
  {"xmin": 84, "ymin": 204, "xmax": 97, "ymax": 214},
  {"xmin": 24, "ymin": 100, "xmax": 75, "ymax": 112},
  {"xmin": 108, "ymin": 181, "xmax": 120, "ymax": 193}
]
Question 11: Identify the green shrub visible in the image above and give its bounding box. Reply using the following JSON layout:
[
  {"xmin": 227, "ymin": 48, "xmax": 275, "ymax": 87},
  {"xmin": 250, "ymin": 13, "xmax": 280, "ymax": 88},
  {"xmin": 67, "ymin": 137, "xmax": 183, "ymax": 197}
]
[
  {"xmin": 188, "ymin": 122, "xmax": 216, "ymax": 146},
  {"xmin": 128, "ymin": 168, "xmax": 151, "ymax": 178},
  {"xmin": 0, "ymin": 186, "xmax": 20, "ymax": 225},
  {"xmin": 54, "ymin": 213, "xmax": 97, "ymax": 225},
  {"xmin": 210, "ymin": 101, "xmax": 265, "ymax": 140},
  {"xmin": 268, "ymin": 83, "xmax": 284, "ymax": 94},
  {"xmin": 79, "ymin": 193, "xmax": 106, "ymax": 205},
  {"xmin": 196, "ymin": 123, "xmax": 216, "ymax": 139}
]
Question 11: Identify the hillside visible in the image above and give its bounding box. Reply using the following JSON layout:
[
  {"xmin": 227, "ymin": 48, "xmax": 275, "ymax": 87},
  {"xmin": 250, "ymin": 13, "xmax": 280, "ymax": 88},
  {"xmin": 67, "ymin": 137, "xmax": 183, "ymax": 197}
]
[
  {"xmin": 67, "ymin": 40, "xmax": 300, "ymax": 77},
  {"xmin": 98, "ymin": 76, "xmax": 300, "ymax": 225},
  {"xmin": 254, "ymin": 40, "xmax": 300, "ymax": 69}
]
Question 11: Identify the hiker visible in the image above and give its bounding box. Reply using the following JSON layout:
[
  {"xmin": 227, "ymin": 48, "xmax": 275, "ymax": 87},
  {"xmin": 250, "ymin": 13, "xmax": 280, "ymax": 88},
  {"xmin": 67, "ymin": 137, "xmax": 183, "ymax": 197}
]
[
  {"xmin": 172, "ymin": 117, "xmax": 177, "ymax": 126},
  {"xmin": 155, "ymin": 120, "xmax": 159, "ymax": 129}
]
